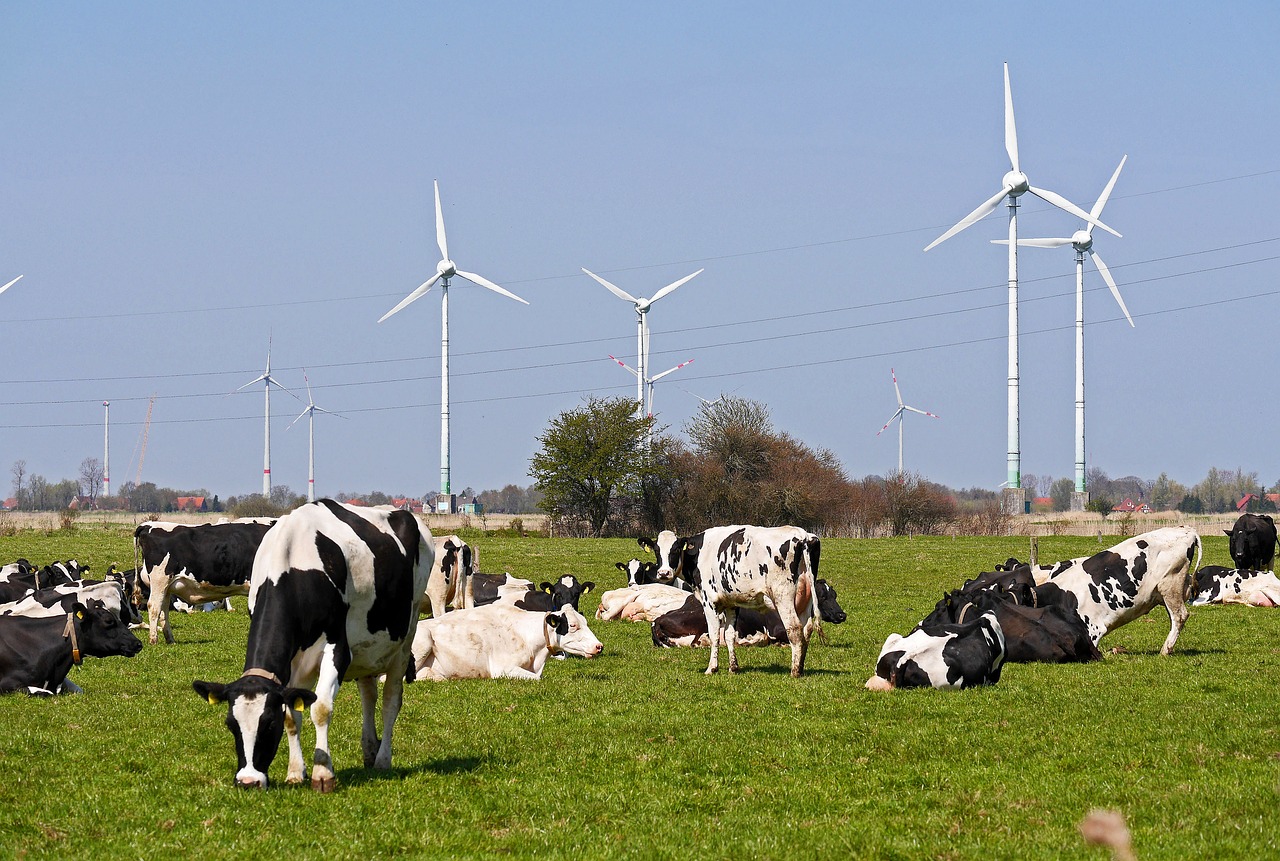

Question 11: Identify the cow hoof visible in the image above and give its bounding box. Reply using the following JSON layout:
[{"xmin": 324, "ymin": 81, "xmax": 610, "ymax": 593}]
[
  {"xmin": 790, "ymin": 669, "xmax": 803, "ymax": 679},
  {"xmin": 705, "ymin": 667, "xmax": 718, "ymax": 675},
  {"xmin": 312, "ymin": 775, "xmax": 337, "ymax": 793},
  {"xmin": 285, "ymin": 774, "xmax": 307, "ymax": 787}
]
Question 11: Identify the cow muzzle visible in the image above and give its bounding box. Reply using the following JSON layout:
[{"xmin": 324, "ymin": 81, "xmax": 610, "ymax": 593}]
[{"xmin": 864, "ymin": 675, "xmax": 894, "ymax": 692}]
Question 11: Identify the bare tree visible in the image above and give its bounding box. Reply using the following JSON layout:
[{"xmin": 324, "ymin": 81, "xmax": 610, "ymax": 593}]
[
  {"xmin": 79, "ymin": 457, "xmax": 104, "ymax": 505},
  {"xmin": 10, "ymin": 460, "xmax": 26, "ymax": 508}
]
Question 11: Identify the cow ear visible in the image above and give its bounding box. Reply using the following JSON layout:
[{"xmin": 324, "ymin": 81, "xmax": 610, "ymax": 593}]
[
  {"xmin": 545, "ymin": 613, "xmax": 568, "ymax": 636},
  {"xmin": 1224, "ymin": 529, "xmax": 1232, "ymax": 536},
  {"xmin": 193, "ymin": 680, "xmax": 228, "ymax": 705},
  {"xmin": 284, "ymin": 688, "xmax": 317, "ymax": 712},
  {"xmin": 540, "ymin": 582, "xmax": 553, "ymax": 593},
  {"xmin": 581, "ymin": 581, "xmax": 595, "ymax": 593},
  {"xmin": 615, "ymin": 562, "xmax": 627, "ymax": 573}
]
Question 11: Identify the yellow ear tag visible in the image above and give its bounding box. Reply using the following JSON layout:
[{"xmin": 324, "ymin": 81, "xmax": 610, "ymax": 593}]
[
  {"xmin": 294, "ymin": 699, "xmax": 306, "ymax": 712},
  {"xmin": 207, "ymin": 694, "xmax": 218, "ymax": 705},
  {"xmin": 76, "ymin": 611, "xmax": 84, "ymax": 619}
]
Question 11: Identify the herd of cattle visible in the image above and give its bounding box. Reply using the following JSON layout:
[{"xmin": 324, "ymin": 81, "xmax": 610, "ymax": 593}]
[{"xmin": 0, "ymin": 501, "xmax": 1276, "ymax": 791}]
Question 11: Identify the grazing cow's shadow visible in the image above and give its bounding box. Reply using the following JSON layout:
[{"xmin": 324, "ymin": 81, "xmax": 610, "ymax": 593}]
[
  {"xmin": 337, "ymin": 755, "xmax": 487, "ymax": 786},
  {"xmin": 719, "ymin": 665, "xmax": 842, "ymax": 677}
]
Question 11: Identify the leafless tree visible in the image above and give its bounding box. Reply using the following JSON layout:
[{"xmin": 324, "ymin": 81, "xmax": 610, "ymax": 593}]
[{"xmin": 79, "ymin": 457, "xmax": 104, "ymax": 505}]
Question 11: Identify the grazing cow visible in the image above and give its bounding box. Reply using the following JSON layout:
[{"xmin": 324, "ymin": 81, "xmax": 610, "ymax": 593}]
[
  {"xmin": 866, "ymin": 612, "xmax": 1005, "ymax": 690},
  {"xmin": 0, "ymin": 602, "xmax": 143, "ymax": 695},
  {"xmin": 423, "ymin": 535, "xmax": 474, "ymax": 616},
  {"xmin": 668, "ymin": 525, "xmax": 822, "ymax": 677},
  {"xmin": 411, "ymin": 603, "xmax": 603, "ymax": 680},
  {"xmin": 917, "ymin": 588, "xmax": 1100, "ymax": 663},
  {"xmin": 135, "ymin": 518, "xmax": 276, "ymax": 644},
  {"xmin": 1028, "ymin": 526, "xmax": 1201, "ymax": 655},
  {"xmin": 493, "ymin": 574, "xmax": 596, "ymax": 613},
  {"xmin": 1191, "ymin": 566, "xmax": 1280, "ymax": 607},
  {"xmin": 652, "ymin": 579, "xmax": 848, "ymax": 648},
  {"xmin": 192, "ymin": 500, "xmax": 431, "ymax": 791},
  {"xmin": 1224, "ymin": 513, "xmax": 1278, "ymax": 571},
  {"xmin": 595, "ymin": 583, "xmax": 692, "ymax": 622}
]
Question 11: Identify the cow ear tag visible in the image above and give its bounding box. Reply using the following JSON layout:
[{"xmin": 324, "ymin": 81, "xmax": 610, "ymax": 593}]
[
  {"xmin": 294, "ymin": 698, "xmax": 307, "ymax": 712},
  {"xmin": 76, "ymin": 610, "xmax": 84, "ymax": 619},
  {"xmin": 207, "ymin": 693, "xmax": 219, "ymax": 705}
]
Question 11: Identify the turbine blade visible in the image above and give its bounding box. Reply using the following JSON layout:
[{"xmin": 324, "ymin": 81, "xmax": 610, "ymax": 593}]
[
  {"xmin": 434, "ymin": 180, "xmax": 448, "ymax": 262},
  {"xmin": 891, "ymin": 368, "xmax": 903, "ymax": 407},
  {"xmin": 905, "ymin": 406, "xmax": 940, "ymax": 419},
  {"xmin": 991, "ymin": 237, "xmax": 1073, "ymax": 248},
  {"xmin": 650, "ymin": 358, "xmax": 694, "ymax": 381},
  {"xmin": 288, "ymin": 406, "xmax": 310, "ymax": 428},
  {"xmin": 924, "ymin": 186, "xmax": 1011, "ymax": 251},
  {"xmin": 648, "ymin": 269, "xmax": 704, "ymax": 305},
  {"xmin": 457, "ymin": 270, "xmax": 530, "ymax": 305},
  {"xmin": 608, "ymin": 354, "xmax": 640, "ymax": 379},
  {"xmin": 0, "ymin": 274, "xmax": 23, "ymax": 296},
  {"xmin": 235, "ymin": 374, "xmax": 268, "ymax": 392},
  {"xmin": 582, "ymin": 268, "xmax": 639, "ymax": 304},
  {"xmin": 1089, "ymin": 250, "xmax": 1135, "ymax": 328},
  {"xmin": 876, "ymin": 408, "xmax": 904, "ymax": 436},
  {"xmin": 1091, "ymin": 154, "xmax": 1127, "ymax": 226},
  {"xmin": 378, "ymin": 274, "xmax": 441, "ymax": 323},
  {"xmin": 268, "ymin": 376, "xmax": 302, "ymax": 401},
  {"xmin": 1028, "ymin": 186, "xmax": 1122, "ymax": 238},
  {"xmin": 1004, "ymin": 62, "xmax": 1019, "ymax": 173}
]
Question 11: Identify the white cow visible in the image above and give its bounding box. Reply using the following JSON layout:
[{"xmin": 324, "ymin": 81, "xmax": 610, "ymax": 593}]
[
  {"xmin": 411, "ymin": 604, "xmax": 603, "ymax": 680},
  {"xmin": 595, "ymin": 583, "xmax": 692, "ymax": 622}
]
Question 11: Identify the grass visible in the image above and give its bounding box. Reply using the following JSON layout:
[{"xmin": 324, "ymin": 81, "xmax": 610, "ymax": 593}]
[{"xmin": 0, "ymin": 527, "xmax": 1277, "ymax": 859}]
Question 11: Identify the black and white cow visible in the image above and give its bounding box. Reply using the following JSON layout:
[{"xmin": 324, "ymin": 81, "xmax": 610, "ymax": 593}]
[
  {"xmin": 866, "ymin": 612, "xmax": 1005, "ymax": 690},
  {"xmin": 470, "ymin": 573, "xmax": 535, "ymax": 606},
  {"xmin": 423, "ymin": 534, "xmax": 474, "ymax": 616},
  {"xmin": 0, "ymin": 560, "xmax": 85, "ymax": 604},
  {"xmin": 616, "ymin": 558, "xmax": 659, "ymax": 586},
  {"xmin": 1030, "ymin": 526, "xmax": 1201, "ymax": 655},
  {"xmin": 1224, "ymin": 513, "xmax": 1278, "ymax": 571},
  {"xmin": 1, "ymin": 580, "xmax": 136, "ymax": 627},
  {"xmin": 135, "ymin": 518, "xmax": 276, "ymax": 644},
  {"xmin": 1191, "ymin": 565, "xmax": 1280, "ymax": 607},
  {"xmin": 917, "ymin": 588, "xmax": 1100, "ymax": 663},
  {"xmin": 0, "ymin": 602, "xmax": 143, "ymax": 695},
  {"xmin": 192, "ymin": 500, "xmax": 431, "ymax": 791},
  {"xmin": 651, "ymin": 579, "xmax": 847, "ymax": 648},
  {"xmin": 495, "ymin": 575, "xmax": 596, "ymax": 613},
  {"xmin": 667, "ymin": 525, "xmax": 822, "ymax": 677}
]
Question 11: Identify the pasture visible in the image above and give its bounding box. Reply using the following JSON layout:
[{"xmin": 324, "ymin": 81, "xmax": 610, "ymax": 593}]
[{"xmin": 0, "ymin": 526, "xmax": 1277, "ymax": 859}]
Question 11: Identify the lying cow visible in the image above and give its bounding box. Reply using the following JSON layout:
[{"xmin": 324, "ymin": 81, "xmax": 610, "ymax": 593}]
[
  {"xmin": 1191, "ymin": 566, "xmax": 1280, "ymax": 607},
  {"xmin": 866, "ymin": 612, "xmax": 1005, "ymax": 691},
  {"xmin": 918, "ymin": 588, "xmax": 1100, "ymax": 663},
  {"xmin": 411, "ymin": 604, "xmax": 603, "ymax": 680},
  {"xmin": 651, "ymin": 579, "xmax": 848, "ymax": 648},
  {"xmin": 1224, "ymin": 513, "xmax": 1278, "ymax": 571},
  {"xmin": 615, "ymin": 556, "xmax": 692, "ymax": 590},
  {"xmin": 595, "ymin": 583, "xmax": 692, "ymax": 622},
  {"xmin": 1029, "ymin": 526, "xmax": 1201, "ymax": 655},
  {"xmin": 0, "ymin": 602, "xmax": 143, "ymax": 695},
  {"xmin": 470, "ymin": 573, "xmax": 535, "ymax": 606},
  {"xmin": 491, "ymin": 574, "xmax": 595, "ymax": 613}
]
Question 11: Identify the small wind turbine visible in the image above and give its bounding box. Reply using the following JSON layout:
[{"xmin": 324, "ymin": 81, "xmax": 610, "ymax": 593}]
[
  {"xmin": 925, "ymin": 63, "xmax": 1118, "ymax": 495},
  {"xmin": 288, "ymin": 372, "xmax": 344, "ymax": 503},
  {"xmin": 994, "ymin": 155, "xmax": 1131, "ymax": 499},
  {"xmin": 608, "ymin": 355, "xmax": 693, "ymax": 440},
  {"xmin": 236, "ymin": 342, "xmax": 296, "ymax": 497},
  {"xmin": 0, "ymin": 275, "xmax": 22, "ymax": 296},
  {"xmin": 584, "ymin": 267, "xmax": 703, "ymax": 416},
  {"xmin": 876, "ymin": 368, "xmax": 939, "ymax": 475},
  {"xmin": 379, "ymin": 180, "xmax": 528, "ymax": 507}
]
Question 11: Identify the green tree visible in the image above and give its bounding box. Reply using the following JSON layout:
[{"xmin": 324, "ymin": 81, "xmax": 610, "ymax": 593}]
[{"xmin": 529, "ymin": 397, "xmax": 653, "ymax": 537}]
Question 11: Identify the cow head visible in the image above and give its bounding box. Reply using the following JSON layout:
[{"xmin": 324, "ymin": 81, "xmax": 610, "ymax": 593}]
[
  {"xmin": 192, "ymin": 675, "xmax": 318, "ymax": 788},
  {"xmin": 76, "ymin": 601, "xmax": 144, "ymax": 659},
  {"xmin": 544, "ymin": 607, "xmax": 604, "ymax": 658},
  {"xmin": 814, "ymin": 579, "xmax": 847, "ymax": 624},
  {"xmin": 616, "ymin": 558, "xmax": 659, "ymax": 586},
  {"xmin": 639, "ymin": 531, "xmax": 686, "ymax": 583},
  {"xmin": 539, "ymin": 574, "xmax": 594, "ymax": 611}
]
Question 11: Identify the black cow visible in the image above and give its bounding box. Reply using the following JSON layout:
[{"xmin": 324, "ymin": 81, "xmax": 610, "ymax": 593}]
[
  {"xmin": 652, "ymin": 579, "xmax": 847, "ymax": 648},
  {"xmin": 135, "ymin": 518, "xmax": 276, "ymax": 644},
  {"xmin": 867, "ymin": 612, "xmax": 1006, "ymax": 690},
  {"xmin": 0, "ymin": 602, "xmax": 143, "ymax": 694},
  {"xmin": 1224, "ymin": 513, "xmax": 1278, "ymax": 571},
  {"xmin": 918, "ymin": 588, "xmax": 1100, "ymax": 663},
  {"xmin": 192, "ymin": 500, "xmax": 430, "ymax": 792}
]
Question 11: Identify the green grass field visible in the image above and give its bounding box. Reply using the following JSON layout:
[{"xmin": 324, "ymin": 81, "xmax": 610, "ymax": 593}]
[{"xmin": 0, "ymin": 526, "xmax": 1276, "ymax": 859}]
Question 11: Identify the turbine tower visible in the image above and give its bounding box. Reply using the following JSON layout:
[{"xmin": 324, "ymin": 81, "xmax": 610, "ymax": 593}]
[
  {"xmin": 236, "ymin": 343, "xmax": 294, "ymax": 497},
  {"xmin": 995, "ymin": 155, "xmax": 1131, "ymax": 509},
  {"xmin": 584, "ymin": 267, "xmax": 702, "ymax": 416},
  {"xmin": 925, "ymin": 63, "xmax": 1118, "ymax": 509},
  {"xmin": 102, "ymin": 400, "xmax": 110, "ymax": 500},
  {"xmin": 289, "ymin": 372, "xmax": 342, "ymax": 503},
  {"xmin": 876, "ymin": 368, "xmax": 939, "ymax": 474},
  {"xmin": 379, "ymin": 180, "xmax": 528, "ymax": 511}
]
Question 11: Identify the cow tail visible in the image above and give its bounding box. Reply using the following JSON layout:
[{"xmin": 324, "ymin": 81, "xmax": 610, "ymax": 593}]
[
  {"xmin": 132, "ymin": 530, "xmax": 142, "ymax": 611},
  {"xmin": 807, "ymin": 536, "xmax": 824, "ymax": 644},
  {"xmin": 1185, "ymin": 532, "xmax": 1204, "ymax": 601}
]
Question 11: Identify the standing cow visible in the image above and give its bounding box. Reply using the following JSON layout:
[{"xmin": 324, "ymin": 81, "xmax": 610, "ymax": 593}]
[
  {"xmin": 1224, "ymin": 513, "xmax": 1278, "ymax": 571},
  {"xmin": 193, "ymin": 500, "xmax": 432, "ymax": 791},
  {"xmin": 423, "ymin": 534, "xmax": 474, "ymax": 616}
]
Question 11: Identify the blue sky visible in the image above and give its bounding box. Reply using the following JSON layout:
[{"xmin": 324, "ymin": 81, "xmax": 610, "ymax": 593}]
[{"xmin": 2, "ymin": 3, "xmax": 1278, "ymax": 500}]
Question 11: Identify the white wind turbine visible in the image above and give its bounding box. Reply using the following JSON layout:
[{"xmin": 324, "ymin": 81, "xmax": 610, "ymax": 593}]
[
  {"xmin": 608, "ymin": 355, "xmax": 694, "ymax": 435},
  {"xmin": 925, "ymin": 63, "xmax": 1119, "ymax": 498},
  {"xmin": 876, "ymin": 368, "xmax": 939, "ymax": 474},
  {"xmin": 288, "ymin": 372, "xmax": 344, "ymax": 503},
  {"xmin": 994, "ymin": 155, "xmax": 1131, "ymax": 501},
  {"xmin": 584, "ymin": 267, "xmax": 703, "ymax": 416},
  {"xmin": 379, "ymin": 180, "xmax": 528, "ymax": 507},
  {"xmin": 0, "ymin": 275, "xmax": 21, "ymax": 297},
  {"xmin": 236, "ymin": 343, "xmax": 296, "ymax": 497}
]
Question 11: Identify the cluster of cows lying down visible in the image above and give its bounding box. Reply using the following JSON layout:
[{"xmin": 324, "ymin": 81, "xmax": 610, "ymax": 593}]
[
  {"xmin": 867, "ymin": 525, "xmax": 1203, "ymax": 691},
  {"xmin": 1192, "ymin": 513, "xmax": 1280, "ymax": 607},
  {"xmin": 0, "ymin": 558, "xmax": 142, "ymax": 695}
]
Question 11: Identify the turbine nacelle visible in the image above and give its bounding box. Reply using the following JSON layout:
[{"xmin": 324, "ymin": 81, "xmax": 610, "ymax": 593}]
[
  {"xmin": 1071, "ymin": 229, "xmax": 1093, "ymax": 251},
  {"xmin": 437, "ymin": 259, "xmax": 458, "ymax": 279},
  {"xmin": 1002, "ymin": 170, "xmax": 1029, "ymax": 196}
]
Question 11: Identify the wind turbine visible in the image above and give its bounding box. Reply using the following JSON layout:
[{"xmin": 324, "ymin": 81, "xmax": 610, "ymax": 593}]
[
  {"xmin": 236, "ymin": 343, "xmax": 296, "ymax": 497},
  {"xmin": 288, "ymin": 372, "xmax": 344, "ymax": 503},
  {"xmin": 0, "ymin": 275, "xmax": 21, "ymax": 297},
  {"xmin": 608, "ymin": 355, "xmax": 694, "ymax": 435},
  {"xmin": 379, "ymin": 180, "xmax": 528, "ymax": 510},
  {"xmin": 876, "ymin": 368, "xmax": 939, "ymax": 474},
  {"xmin": 584, "ymin": 267, "xmax": 703, "ymax": 416},
  {"xmin": 994, "ymin": 155, "xmax": 1131, "ymax": 503},
  {"xmin": 925, "ymin": 63, "xmax": 1119, "ymax": 499}
]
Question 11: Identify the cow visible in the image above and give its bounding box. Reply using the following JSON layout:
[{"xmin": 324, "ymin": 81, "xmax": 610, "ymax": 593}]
[
  {"xmin": 192, "ymin": 500, "xmax": 431, "ymax": 791},
  {"xmin": 0, "ymin": 602, "xmax": 143, "ymax": 695},
  {"xmin": 638, "ymin": 532, "xmax": 683, "ymax": 583},
  {"xmin": 1, "ymin": 580, "xmax": 136, "ymax": 627},
  {"xmin": 411, "ymin": 603, "xmax": 603, "ymax": 680},
  {"xmin": 866, "ymin": 612, "xmax": 1005, "ymax": 691},
  {"xmin": 666, "ymin": 525, "xmax": 822, "ymax": 677},
  {"xmin": 917, "ymin": 588, "xmax": 1100, "ymax": 663},
  {"xmin": 616, "ymin": 558, "xmax": 659, "ymax": 585},
  {"xmin": 0, "ymin": 560, "xmax": 86, "ymax": 604},
  {"xmin": 1191, "ymin": 566, "xmax": 1280, "ymax": 607},
  {"xmin": 423, "ymin": 534, "xmax": 474, "ymax": 616},
  {"xmin": 1224, "ymin": 513, "xmax": 1278, "ymax": 571},
  {"xmin": 595, "ymin": 583, "xmax": 693, "ymax": 622},
  {"xmin": 492, "ymin": 574, "xmax": 596, "ymax": 613},
  {"xmin": 135, "ymin": 518, "xmax": 276, "ymax": 644},
  {"xmin": 1028, "ymin": 526, "xmax": 1202, "ymax": 655},
  {"xmin": 652, "ymin": 579, "xmax": 848, "ymax": 648}
]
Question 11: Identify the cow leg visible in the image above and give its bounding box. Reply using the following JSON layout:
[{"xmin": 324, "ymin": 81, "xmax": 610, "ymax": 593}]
[
  {"xmin": 283, "ymin": 704, "xmax": 307, "ymax": 785},
  {"xmin": 356, "ymin": 676, "xmax": 382, "ymax": 768},
  {"xmin": 310, "ymin": 658, "xmax": 343, "ymax": 792},
  {"xmin": 1159, "ymin": 585, "xmax": 1191, "ymax": 656},
  {"xmin": 146, "ymin": 569, "xmax": 172, "ymax": 645},
  {"xmin": 774, "ymin": 593, "xmax": 809, "ymax": 678},
  {"xmin": 725, "ymin": 608, "xmax": 741, "ymax": 673},
  {"xmin": 702, "ymin": 603, "xmax": 722, "ymax": 675}
]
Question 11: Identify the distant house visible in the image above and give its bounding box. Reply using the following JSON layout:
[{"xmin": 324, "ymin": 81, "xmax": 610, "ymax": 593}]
[
  {"xmin": 391, "ymin": 497, "xmax": 425, "ymax": 514},
  {"xmin": 175, "ymin": 496, "xmax": 207, "ymax": 512},
  {"xmin": 344, "ymin": 498, "xmax": 366, "ymax": 507},
  {"xmin": 1, "ymin": 497, "xmax": 16, "ymax": 511},
  {"xmin": 1112, "ymin": 498, "xmax": 1152, "ymax": 514},
  {"xmin": 1237, "ymin": 494, "xmax": 1257, "ymax": 511}
]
